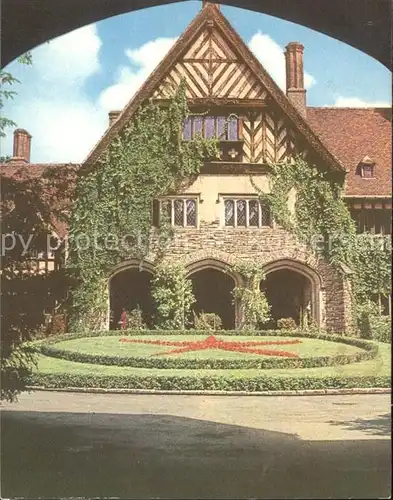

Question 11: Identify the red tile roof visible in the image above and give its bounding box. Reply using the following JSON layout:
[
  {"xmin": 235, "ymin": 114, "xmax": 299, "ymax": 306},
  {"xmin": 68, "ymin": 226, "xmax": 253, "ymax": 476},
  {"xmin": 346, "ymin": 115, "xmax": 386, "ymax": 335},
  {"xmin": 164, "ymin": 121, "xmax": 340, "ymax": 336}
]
[
  {"xmin": 0, "ymin": 163, "xmax": 79, "ymax": 238},
  {"xmin": 307, "ymin": 107, "xmax": 392, "ymax": 197}
]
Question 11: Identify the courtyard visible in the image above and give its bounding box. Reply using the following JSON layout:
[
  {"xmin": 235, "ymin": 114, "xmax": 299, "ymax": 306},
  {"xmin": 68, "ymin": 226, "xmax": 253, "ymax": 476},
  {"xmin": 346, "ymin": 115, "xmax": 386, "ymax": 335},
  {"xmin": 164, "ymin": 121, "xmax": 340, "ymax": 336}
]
[{"xmin": 1, "ymin": 391, "xmax": 391, "ymax": 499}]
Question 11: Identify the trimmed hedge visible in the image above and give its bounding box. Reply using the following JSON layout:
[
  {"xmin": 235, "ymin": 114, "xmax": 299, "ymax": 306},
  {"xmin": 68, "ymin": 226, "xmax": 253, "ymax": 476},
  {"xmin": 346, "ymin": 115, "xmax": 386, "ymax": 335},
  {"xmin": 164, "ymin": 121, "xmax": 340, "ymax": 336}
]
[
  {"xmin": 36, "ymin": 329, "xmax": 379, "ymax": 370},
  {"xmin": 38, "ymin": 340, "xmax": 378, "ymax": 370},
  {"xmin": 29, "ymin": 372, "xmax": 391, "ymax": 391}
]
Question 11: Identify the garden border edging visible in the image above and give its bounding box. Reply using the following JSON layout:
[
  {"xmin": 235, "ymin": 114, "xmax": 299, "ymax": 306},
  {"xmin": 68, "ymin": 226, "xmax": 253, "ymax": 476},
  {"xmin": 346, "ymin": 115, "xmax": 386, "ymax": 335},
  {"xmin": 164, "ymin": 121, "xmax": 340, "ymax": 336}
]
[{"xmin": 27, "ymin": 386, "xmax": 391, "ymax": 396}]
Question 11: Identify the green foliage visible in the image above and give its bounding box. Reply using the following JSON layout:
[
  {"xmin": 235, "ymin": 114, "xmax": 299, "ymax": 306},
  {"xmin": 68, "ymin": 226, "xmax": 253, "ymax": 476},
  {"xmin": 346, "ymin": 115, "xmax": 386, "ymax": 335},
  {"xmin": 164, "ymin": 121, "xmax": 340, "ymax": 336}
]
[
  {"xmin": 233, "ymin": 262, "xmax": 271, "ymax": 329},
  {"xmin": 68, "ymin": 82, "xmax": 218, "ymax": 329},
  {"xmin": 369, "ymin": 315, "xmax": 391, "ymax": 343},
  {"xmin": 38, "ymin": 333, "xmax": 377, "ymax": 370},
  {"xmin": 151, "ymin": 263, "xmax": 195, "ymax": 329},
  {"xmin": 253, "ymin": 156, "xmax": 392, "ymax": 332},
  {"xmin": 1, "ymin": 163, "xmax": 76, "ymax": 401},
  {"xmin": 277, "ymin": 318, "xmax": 297, "ymax": 330},
  {"xmin": 126, "ymin": 307, "xmax": 146, "ymax": 330},
  {"xmin": 29, "ymin": 370, "xmax": 390, "ymax": 392},
  {"xmin": 194, "ymin": 312, "xmax": 222, "ymax": 331},
  {"xmin": 1, "ymin": 343, "xmax": 37, "ymax": 402},
  {"xmin": 0, "ymin": 52, "xmax": 32, "ymax": 137}
]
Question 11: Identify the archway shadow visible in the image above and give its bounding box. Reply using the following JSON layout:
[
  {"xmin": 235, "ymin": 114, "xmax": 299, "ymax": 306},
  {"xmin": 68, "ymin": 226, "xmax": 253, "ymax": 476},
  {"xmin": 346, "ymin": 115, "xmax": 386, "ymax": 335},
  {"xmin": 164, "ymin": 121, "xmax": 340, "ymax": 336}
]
[{"xmin": 1, "ymin": 410, "xmax": 391, "ymax": 499}]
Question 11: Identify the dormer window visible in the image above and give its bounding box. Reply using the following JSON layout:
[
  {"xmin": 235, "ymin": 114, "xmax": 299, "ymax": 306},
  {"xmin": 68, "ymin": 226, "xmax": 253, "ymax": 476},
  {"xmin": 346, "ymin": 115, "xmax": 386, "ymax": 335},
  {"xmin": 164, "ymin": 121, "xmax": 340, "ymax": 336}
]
[{"xmin": 358, "ymin": 156, "xmax": 375, "ymax": 178}]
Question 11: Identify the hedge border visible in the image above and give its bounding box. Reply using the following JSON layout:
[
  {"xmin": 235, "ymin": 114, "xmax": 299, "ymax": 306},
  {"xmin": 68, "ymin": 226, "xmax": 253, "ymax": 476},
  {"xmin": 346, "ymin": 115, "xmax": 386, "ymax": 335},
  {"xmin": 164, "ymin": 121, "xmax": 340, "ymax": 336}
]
[
  {"xmin": 28, "ymin": 372, "xmax": 391, "ymax": 392},
  {"xmin": 37, "ymin": 330, "xmax": 379, "ymax": 371}
]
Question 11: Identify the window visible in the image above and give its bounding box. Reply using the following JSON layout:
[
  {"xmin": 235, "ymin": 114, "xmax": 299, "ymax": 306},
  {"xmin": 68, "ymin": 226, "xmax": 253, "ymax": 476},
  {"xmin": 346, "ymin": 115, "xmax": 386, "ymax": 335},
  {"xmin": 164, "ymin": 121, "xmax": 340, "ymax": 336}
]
[
  {"xmin": 350, "ymin": 208, "xmax": 392, "ymax": 235},
  {"xmin": 183, "ymin": 115, "xmax": 240, "ymax": 141},
  {"xmin": 357, "ymin": 156, "xmax": 375, "ymax": 178},
  {"xmin": 153, "ymin": 198, "xmax": 197, "ymax": 227},
  {"xmin": 361, "ymin": 164, "xmax": 374, "ymax": 178},
  {"xmin": 224, "ymin": 198, "xmax": 271, "ymax": 227}
]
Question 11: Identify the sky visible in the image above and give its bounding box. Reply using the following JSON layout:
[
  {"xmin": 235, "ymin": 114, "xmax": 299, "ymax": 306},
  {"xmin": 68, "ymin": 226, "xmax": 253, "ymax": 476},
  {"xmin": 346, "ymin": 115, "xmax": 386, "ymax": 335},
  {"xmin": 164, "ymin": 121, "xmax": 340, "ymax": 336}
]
[{"xmin": 1, "ymin": 0, "xmax": 391, "ymax": 163}]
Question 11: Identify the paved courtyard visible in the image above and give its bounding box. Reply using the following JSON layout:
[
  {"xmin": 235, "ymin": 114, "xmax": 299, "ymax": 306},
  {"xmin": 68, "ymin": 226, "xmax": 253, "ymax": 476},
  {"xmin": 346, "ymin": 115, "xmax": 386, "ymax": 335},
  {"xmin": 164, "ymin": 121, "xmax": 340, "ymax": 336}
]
[{"xmin": 1, "ymin": 391, "xmax": 391, "ymax": 498}]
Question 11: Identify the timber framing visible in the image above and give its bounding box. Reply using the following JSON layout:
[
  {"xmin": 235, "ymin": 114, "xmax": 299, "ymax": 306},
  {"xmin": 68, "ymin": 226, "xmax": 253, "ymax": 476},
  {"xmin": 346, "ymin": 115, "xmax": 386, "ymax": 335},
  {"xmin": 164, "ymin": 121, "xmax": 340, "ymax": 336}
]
[{"xmin": 82, "ymin": 3, "xmax": 345, "ymax": 174}]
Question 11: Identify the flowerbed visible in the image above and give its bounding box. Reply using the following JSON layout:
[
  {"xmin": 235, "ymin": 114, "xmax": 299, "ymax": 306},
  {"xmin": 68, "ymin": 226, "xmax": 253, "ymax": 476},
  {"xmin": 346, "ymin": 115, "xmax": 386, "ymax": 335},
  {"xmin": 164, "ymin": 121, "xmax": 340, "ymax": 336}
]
[{"xmin": 36, "ymin": 331, "xmax": 378, "ymax": 370}]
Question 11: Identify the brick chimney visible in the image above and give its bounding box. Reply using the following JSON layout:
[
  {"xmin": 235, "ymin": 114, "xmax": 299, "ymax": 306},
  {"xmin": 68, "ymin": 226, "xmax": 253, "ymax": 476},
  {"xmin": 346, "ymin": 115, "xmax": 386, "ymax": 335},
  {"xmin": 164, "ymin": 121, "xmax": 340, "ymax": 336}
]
[
  {"xmin": 284, "ymin": 42, "xmax": 306, "ymax": 118},
  {"xmin": 202, "ymin": 1, "xmax": 221, "ymax": 9},
  {"xmin": 11, "ymin": 128, "xmax": 32, "ymax": 163},
  {"xmin": 108, "ymin": 111, "xmax": 121, "ymax": 127}
]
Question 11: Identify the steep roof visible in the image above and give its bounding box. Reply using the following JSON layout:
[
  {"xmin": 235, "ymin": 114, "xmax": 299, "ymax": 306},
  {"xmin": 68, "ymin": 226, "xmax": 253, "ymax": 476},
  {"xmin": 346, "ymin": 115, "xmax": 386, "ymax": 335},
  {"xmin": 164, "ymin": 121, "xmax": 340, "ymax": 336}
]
[
  {"xmin": 82, "ymin": 2, "xmax": 344, "ymax": 173},
  {"xmin": 0, "ymin": 163, "xmax": 78, "ymax": 238},
  {"xmin": 307, "ymin": 107, "xmax": 392, "ymax": 197}
]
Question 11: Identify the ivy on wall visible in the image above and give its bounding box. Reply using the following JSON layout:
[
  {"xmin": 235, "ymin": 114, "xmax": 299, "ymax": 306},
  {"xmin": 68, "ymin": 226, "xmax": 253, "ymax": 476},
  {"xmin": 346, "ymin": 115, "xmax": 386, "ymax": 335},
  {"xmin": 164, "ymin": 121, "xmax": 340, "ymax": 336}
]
[
  {"xmin": 252, "ymin": 156, "xmax": 392, "ymax": 328},
  {"xmin": 68, "ymin": 82, "xmax": 218, "ymax": 330},
  {"xmin": 233, "ymin": 262, "xmax": 271, "ymax": 330},
  {"xmin": 151, "ymin": 263, "xmax": 195, "ymax": 330}
]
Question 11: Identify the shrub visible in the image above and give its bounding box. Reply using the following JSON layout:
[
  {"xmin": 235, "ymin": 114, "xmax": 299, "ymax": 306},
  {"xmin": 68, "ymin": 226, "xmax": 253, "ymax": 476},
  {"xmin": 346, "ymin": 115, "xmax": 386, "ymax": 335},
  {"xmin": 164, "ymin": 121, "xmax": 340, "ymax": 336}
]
[
  {"xmin": 28, "ymin": 372, "xmax": 391, "ymax": 392},
  {"xmin": 369, "ymin": 315, "xmax": 391, "ymax": 343},
  {"xmin": 277, "ymin": 317, "xmax": 297, "ymax": 330},
  {"xmin": 50, "ymin": 314, "xmax": 68, "ymax": 334},
  {"xmin": 194, "ymin": 312, "xmax": 222, "ymax": 331},
  {"xmin": 126, "ymin": 307, "xmax": 146, "ymax": 331}
]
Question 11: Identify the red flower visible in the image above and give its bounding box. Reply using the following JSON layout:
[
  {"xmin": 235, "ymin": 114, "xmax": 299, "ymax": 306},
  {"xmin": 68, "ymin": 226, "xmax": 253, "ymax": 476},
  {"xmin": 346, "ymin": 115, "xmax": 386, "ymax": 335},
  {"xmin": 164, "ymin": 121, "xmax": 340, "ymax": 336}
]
[{"xmin": 119, "ymin": 335, "xmax": 301, "ymax": 357}]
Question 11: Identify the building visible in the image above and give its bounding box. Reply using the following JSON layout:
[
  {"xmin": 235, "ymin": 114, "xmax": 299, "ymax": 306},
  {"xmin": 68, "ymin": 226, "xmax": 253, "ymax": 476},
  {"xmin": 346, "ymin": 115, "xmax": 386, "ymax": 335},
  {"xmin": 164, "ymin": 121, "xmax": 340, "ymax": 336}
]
[{"xmin": 1, "ymin": 2, "xmax": 391, "ymax": 332}]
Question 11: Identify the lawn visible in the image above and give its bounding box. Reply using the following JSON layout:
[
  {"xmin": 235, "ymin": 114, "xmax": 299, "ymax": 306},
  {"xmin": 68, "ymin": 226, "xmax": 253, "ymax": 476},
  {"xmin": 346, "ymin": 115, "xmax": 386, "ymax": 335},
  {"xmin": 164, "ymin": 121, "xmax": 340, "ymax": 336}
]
[
  {"xmin": 34, "ymin": 340, "xmax": 390, "ymax": 379},
  {"xmin": 51, "ymin": 334, "xmax": 365, "ymax": 360}
]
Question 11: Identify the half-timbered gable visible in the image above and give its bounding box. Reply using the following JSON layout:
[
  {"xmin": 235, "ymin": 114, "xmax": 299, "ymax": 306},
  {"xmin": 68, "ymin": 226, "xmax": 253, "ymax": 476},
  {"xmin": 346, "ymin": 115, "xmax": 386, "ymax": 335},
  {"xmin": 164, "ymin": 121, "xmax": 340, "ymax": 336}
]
[{"xmin": 83, "ymin": 2, "xmax": 343, "ymax": 175}]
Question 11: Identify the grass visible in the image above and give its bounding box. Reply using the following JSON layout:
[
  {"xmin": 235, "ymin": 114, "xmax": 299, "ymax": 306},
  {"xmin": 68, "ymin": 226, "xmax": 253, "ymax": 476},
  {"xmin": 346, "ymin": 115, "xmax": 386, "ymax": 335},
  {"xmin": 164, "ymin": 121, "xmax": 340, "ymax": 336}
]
[
  {"xmin": 34, "ymin": 341, "xmax": 390, "ymax": 380},
  {"xmin": 51, "ymin": 335, "xmax": 364, "ymax": 360}
]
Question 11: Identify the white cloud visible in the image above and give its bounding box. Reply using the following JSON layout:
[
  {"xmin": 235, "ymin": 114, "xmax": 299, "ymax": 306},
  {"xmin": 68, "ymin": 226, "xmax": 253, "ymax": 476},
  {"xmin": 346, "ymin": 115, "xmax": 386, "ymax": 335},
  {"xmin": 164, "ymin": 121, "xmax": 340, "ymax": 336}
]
[
  {"xmin": 99, "ymin": 37, "xmax": 177, "ymax": 111},
  {"xmin": 331, "ymin": 96, "xmax": 391, "ymax": 107},
  {"xmin": 2, "ymin": 24, "xmax": 106, "ymax": 163},
  {"xmin": 248, "ymin": 31, "xmax": 316, "ymax": 91},
  {"xmin": 1, "ymin": 30, "xmax": 178, "ymax": 163}
]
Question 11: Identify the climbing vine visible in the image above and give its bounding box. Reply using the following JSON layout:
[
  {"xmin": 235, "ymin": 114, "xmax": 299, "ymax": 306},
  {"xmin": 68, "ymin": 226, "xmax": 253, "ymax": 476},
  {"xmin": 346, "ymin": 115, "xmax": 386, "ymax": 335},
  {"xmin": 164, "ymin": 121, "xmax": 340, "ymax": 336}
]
[
  {"xmin": 151, "ymin": 263, "xmax": 195, "ymax": 330},
  {"xmin": 68, "ymin": 82, "xmax": 219, "ymax": 329},
  {"xmin": 233, "ymin": 262, "xmax": 271, "ymax": 330},
  {"xmin": 252, "ymin": 156, "xmax": 392, "ymax": 330}
]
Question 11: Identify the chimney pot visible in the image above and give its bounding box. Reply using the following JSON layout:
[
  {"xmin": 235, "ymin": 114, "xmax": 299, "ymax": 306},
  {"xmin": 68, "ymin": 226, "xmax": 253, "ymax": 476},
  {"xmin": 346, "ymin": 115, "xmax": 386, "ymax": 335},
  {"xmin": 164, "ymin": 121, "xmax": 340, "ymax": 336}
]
[
  {"xmin": 202, "ymin": 1, "xmax": 221, "ymax": 9},
  {"xmin": 12, "ymin": 128, "xmax": 32, "ymax": 163},
  {"xmin": 284, "ymin": 42, "xmax": 306, "ymax": 118},
  {"xmin": 108, "ymin": 111, "xmax": 121, "ymax": 127}
]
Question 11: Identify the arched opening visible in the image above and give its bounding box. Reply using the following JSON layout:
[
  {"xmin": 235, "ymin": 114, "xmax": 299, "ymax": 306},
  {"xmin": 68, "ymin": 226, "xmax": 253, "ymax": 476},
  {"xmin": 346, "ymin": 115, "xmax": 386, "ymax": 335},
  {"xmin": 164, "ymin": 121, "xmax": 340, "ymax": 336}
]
[
  {"xmin": 188, "ymin": 268, "xmax": 236, "ymax": 329},
  {"xmin": 109, "ymin": 268, "xmax": 155, "ymax": 329},
  {"xmin": 261, "ymin": 268, "xmax": 314, "ymax": 329}
]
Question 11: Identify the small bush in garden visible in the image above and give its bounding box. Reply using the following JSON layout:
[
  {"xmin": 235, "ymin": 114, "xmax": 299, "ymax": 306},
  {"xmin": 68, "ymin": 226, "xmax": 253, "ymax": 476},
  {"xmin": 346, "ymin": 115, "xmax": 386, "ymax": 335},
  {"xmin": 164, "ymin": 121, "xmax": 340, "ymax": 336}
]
[
  {"xmin": 277, "ymin": 317, "xmax": 297, "ymax": 330},
  {"xmin": 127, "ymin": 307, "xmax": 146, "ymax": 331},
  {"xmin": 369, "ymin": 315, "xmax": 391, "ymax": 343},
  {"xmin": 194, "ymin": 312, "xmax": 222, "ymax": 331},
  {"xmin": 50, "ymin": 314, "xmax": 67, "ymax": 334}
]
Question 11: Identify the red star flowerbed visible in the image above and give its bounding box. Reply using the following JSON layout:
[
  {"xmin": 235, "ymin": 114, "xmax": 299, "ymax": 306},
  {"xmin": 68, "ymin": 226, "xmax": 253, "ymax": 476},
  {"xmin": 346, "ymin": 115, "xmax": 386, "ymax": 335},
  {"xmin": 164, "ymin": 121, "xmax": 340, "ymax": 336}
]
[{"xmin": 119, "ymin": 335, "xmax": 302, "ymax": 357}]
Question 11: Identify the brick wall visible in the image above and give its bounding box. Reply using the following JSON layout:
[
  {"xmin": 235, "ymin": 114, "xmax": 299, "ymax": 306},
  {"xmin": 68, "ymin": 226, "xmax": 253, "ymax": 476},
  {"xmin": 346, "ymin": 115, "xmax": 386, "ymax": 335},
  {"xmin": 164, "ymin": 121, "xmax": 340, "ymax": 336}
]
[{"xmin": 134, "ymin": 221, "xmax": 355, "ymax": 333}]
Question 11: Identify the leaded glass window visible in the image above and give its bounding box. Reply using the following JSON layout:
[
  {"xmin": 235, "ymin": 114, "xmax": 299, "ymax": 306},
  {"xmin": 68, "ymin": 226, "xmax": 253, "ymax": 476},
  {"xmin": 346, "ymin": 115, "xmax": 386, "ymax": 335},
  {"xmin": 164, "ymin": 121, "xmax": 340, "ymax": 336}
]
[
  {"xmin": 228, "ymin": 116, "xmax": 238, "ymax": 141},
  {"xmin": 174, "ymin": 199, "xmax": 185, "ymax": 226},
  {"xmin": 249, "ymin": 200, "xmax": 259, "ymax": 226},
  {"xmin": 236, "ymin": 200, "xmax": 246, "ymax": 226},
  {"xmin": 186, "ymin": 199, "xmax": 197, "ymax": 226},
  {"xmin": 157, "ymin": 198, "xmax": 198, "ymax": 227},
  {"xmin": 205, "ymin": 116, "xmax": 215, "ymax": 138},
  {"xmin": 223, "ymin": 198, "xmax": 272, "ymax": 228},
  {"xmin": 182, "ymin": 116, "xmax": 240, "ymax": 140},
  {"xmin": 225, "ymin": 200, "xmax": 235, "ymax": 226}
]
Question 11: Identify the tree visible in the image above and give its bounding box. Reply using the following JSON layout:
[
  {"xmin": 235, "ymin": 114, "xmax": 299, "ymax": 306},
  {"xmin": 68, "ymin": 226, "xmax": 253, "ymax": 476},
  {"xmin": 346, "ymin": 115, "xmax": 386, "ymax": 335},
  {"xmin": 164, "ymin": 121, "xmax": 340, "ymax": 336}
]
[
  {"xmin": 0, "ymin": 52, "xmax": 32, "ymax": 161},
  {"xmin": 0, "ymin": 164, "xmax": 76, "ymax": 401}
]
